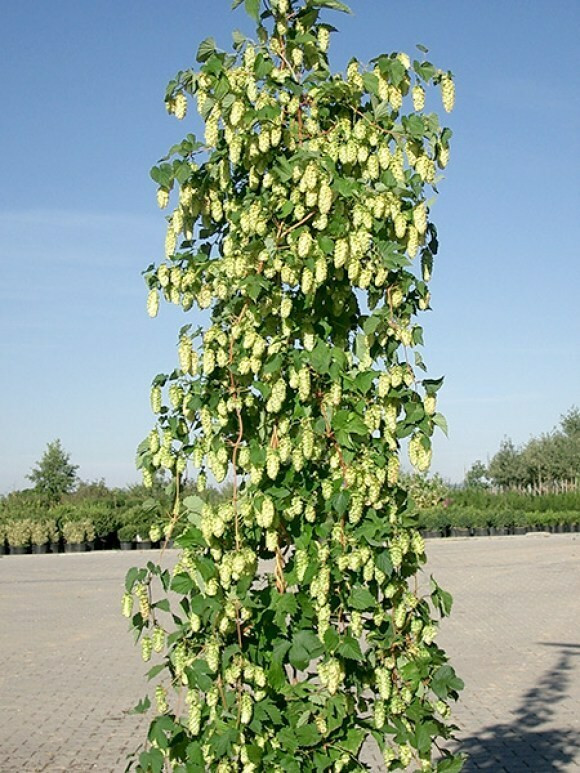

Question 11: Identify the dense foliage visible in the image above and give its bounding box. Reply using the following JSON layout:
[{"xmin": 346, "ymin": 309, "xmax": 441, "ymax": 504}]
[
  {"xmin": 27, "ymin": 439, "xmax": 79, "ymax": 505},
  {"xmin": 123, "ymin": 1, "xmax": 464, "ymax": 771},
  {"xmin": 465, "ymin": 407, "xmax": 580, "ymax": 489}
]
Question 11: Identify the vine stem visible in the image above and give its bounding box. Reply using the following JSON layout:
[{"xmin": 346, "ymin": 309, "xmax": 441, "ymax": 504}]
[{"xmin": 280, "ymin": 208, "xmax": 316, "ymax": 238}]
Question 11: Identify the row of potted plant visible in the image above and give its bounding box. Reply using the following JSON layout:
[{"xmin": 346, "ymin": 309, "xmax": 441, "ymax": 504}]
[
  {"xmin": 417, "ymin": 508, "xmax": 580, "ymax": 538},
  {"xmin": 0, "ymin": 518, "xmax": 95, "ymax": 554},
  {"xmin": 0, "ymin": 518, "xmax": 178, "ymax": 556}
]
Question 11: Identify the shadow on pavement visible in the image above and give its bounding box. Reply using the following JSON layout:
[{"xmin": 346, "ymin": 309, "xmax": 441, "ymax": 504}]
[{"xmin": 458, "ymin": 644, "xmax": 580, "ymax": 771}]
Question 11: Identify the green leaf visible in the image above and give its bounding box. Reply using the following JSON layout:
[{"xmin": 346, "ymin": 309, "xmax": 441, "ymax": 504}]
[
  {"xmin": 185, "ymin": 742, "xmax": 205, "ymax": 769},
  {"xmin": 196, "ymin": 37, "xmax": 217, "ymax": 63},
  {"xmin": 295, "ymin": 724, "xmax": 321, "ymax": 747},
  {"xmin": 272, "ymin": 591, "xmax": 298, "ymax": 628},
  {"xmin": 363, "ymin": 315, "xmax": 381, "ymax": 335},
  {"xmin": 337, "ymin": 635, "xmax": 364, "ymax": 661},
  {"xmin": 267, "ymin": 660, "xmax": 286, "ymax": 690},
  {"xmin": 332, "ymin": 489, "xmax": 350, "ymax": 516},
  {"xmin": 353, "ymin": 370, "xmax": 375, "ymax": 394},
  {"xmin": 212, "ymin": 727, "xmax": 238, "ymax": 756},
  {"xmin": 341, "ymin": 728, "xmax": 365, "ymax": 754},
  {"xmin": 125, "ymin": 567, "xmax": 139, "ymax": 592},
  {"xmin": 324, "ymin": 627, "xmax": 340, "ymax": 651},
  {"xmin": 414, "ymin": 722, "xmax": 432, "ymax": 755},
  {"xmin": 244, "ymin": 0, "xmax": 260, "ymax": 22},
  {"xmin": 375, "ymin": 550, "xmax": 393, "ymax": 576},
  {"xmin": 139, "ymin": 748, "xmax": 164, "ymax": 773},
  {"xmin": 433, "ymin": 413, "xmax": 449, "ymax": 437},
  {"xmin": 436, "ymin": 755, "xmax": 466, "ymax": 773},
  {"xmin": 232, "ymin": 29, "xmax": 247, "ymax": 49},
  {"xmin": 310, "ymin": 341, "xmax": 332, "ymax": 374},
  {"xmin": 362, "ymin": 72, "xmax": 379, "ymax": 96},
  {"xmin": 431, "ymin": 665, "xmax": 464, "ymax": 699},
  {"xmin": 348, "ymin": 586, "xmax": 376, "ymax": 610},
  {"xmin": 289, "ymin": 630, "xmax": 325, "ymax": 670},
  {"xmin": 146, "ymin": 664, "xmax": 165, "ymax": 681},
  {"xmin": 130, "ymin": 695, "xmax": 151, "ymax": 714},
  {"xmin": 309, "ymin": 0, "xmax": 353, "ymax": 13},
  {"xmin": 183, "ymin": 495, "xmax": 205, "ymax": 513},
  {"xmin": 374, "ymin": 100, "xmax": 391, "ymax": 121},
  {"xmin": 170, "ymin": 573, "xmax": 194, "ymax": 594},
  {"xmin": 278, "ymin": 728, "xmax": 299, "ymax": 754}
]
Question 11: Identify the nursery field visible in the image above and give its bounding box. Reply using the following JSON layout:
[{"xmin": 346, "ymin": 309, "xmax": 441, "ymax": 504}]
[{"xmin": 0, "ymin": 533, "xmax": 579, "ymax": 772}]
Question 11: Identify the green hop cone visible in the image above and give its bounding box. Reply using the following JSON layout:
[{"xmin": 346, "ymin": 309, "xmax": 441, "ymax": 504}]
[
  {"xmin": 141, "ymin": 636, "xmax": 153, "ymax": 662},
  {"xmin": 121, "ymin": 592, "xmax": 133, "ymax": 619},
  {"xmin": 152, "ymin": 626, "xmax": 165, "ymax": 653},
  {"xmin": 440, "ymin": 74, "xmax": 455, "ymax": 113},
  {"xmin": 155, "ymin": 684, "xmax": 169, "ymax": 714}
]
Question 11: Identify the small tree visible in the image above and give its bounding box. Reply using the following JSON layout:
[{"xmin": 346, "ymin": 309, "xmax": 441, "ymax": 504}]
[
  {"xmin": 488, "ymin": 438, "xmax": 528, "ymax": 489},
  {"xmin": 124, "ymin": 1, "xmax": 463, "ymax": 770},
  {"xmin": 463, "ymin": 460, "xmax": 488, "ymax": 489},
  {"xmin": 27, "ymin": 439, "xmax": 78, "ymax": 505}
]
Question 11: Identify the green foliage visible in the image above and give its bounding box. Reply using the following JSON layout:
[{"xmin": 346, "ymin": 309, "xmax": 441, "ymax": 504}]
[
  {"xmin": 451, "ymin": 488, "xmax": 580, "ymax": 513},
  {"xmin": 403, "ymin": 473, "xmax": 449, "ymax": 509},
  {"xmin": 30, "ymin": 520, "xmax": 51, "ymax": 546},
  {"xmin": 416, "ymin": 506, "xmax": 580, "ymax": 532},
  {"xmin": 118, "ymin": 524, "xmax": 138, "ymax": 542},
  {"xmin": 125, "ymin": 1, "xmax": 462, "ymax": 770},
  {"xmin": 6, "ymin": 519, "xmax": 32, "ymax": 547},
  {"xmin": 470, "ymin": 406, "xmax": 580, "ymax": 489},
  {"xmin": 62, "ymin": 519, "xmax": 94, "ymax": 544},
  {"xmin": 463, "ymin": 460, "xmax": 488, "ymax": 489},
  {"xmin": 27, "ymin": 439, "xmax": 79, "ymax": 505}
]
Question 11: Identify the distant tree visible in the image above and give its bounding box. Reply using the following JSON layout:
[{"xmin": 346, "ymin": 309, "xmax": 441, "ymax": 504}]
[
  {"xmin": 558, "ymin": 407, "xmax": 580, "ymax": 478},
  {"xmin": 27, "ymin": 440, "xmax": 79, "ymax": 504},
  {"xmin": 488, "ymin": 438, "xmax": 528, "ymax": 488},
  {"xmin": 464, "ymin": 459, "xmax": 489, "ymax": 488},
  {"xmin": 560, "ymin": 406, "xmax": 580, "ymax": 438}
]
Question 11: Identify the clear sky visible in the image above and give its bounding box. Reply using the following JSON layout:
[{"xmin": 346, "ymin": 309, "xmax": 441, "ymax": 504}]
[{"xmin": 1, "ymin": 0, "xmax": 579, "ymax": 493}]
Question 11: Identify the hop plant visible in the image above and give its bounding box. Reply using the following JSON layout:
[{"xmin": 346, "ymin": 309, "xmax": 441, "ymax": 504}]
[{"xmin": 127, "ymin": 2, "xmax": 462, "ymax": 770}]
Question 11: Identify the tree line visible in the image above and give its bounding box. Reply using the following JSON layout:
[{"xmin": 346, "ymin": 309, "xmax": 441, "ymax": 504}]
[{"xmin": 465, "ymin": 407, "xmax": 580, "ymax": 490}]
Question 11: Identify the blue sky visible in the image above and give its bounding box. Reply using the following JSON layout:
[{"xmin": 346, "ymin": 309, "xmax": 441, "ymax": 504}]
[{"xmin": 1, "ymin": 0, "xmax": 578, "ymax": 492}]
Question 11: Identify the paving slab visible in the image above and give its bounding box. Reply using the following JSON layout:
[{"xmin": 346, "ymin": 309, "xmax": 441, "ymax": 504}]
[{"xmin": 0, "ymin": 534, "xmax": 578, "ymax": 772}]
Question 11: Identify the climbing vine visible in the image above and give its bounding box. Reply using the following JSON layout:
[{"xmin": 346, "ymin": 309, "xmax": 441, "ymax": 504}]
[{"xmin": 124, "ymin": 0, "xmax": 463, "ymax": 770}]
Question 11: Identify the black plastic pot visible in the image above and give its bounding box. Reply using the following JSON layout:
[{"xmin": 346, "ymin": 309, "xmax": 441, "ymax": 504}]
[
  {"xmin": 421, "ymin": 529, "xmax": 441, "ymax": 539},
  {"xmin": 65, "ymin": 542, "xmax": 86, "ymax": 553},
  {"xmin": 32, "ymin": 544, "xmax": 48, "ymax": 554},
  {"xmin": 120, "ymin": 541, "xmax": 134, "ymax": 551},
  {"xmin": 472, "ymin": 527, "xmax": 488, "ymax": 537},
  {"xmin": 513, "ymin": 526, "xmax": 527, "ymax": 536},
  {"xmin": 136, "ymin": 540, "xmax": 152, "ymax": 551},
  {"xmin": 49, "ymin": 541, "xmax": 61, "ymax": 553},
  {"xmin": 489, "ymin": 526, "xmax": 507, "ymax": 536},
  {"xmin": 450, "ymin": 527, "xmax": 470, "ymax": 538},
  {"xmin": 10, "ymin": 546, "xmax": 30, "ymax": 555},
  {"xmin": 0, "ymin": 543, "xmax": 6, "ymax": 556}
]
